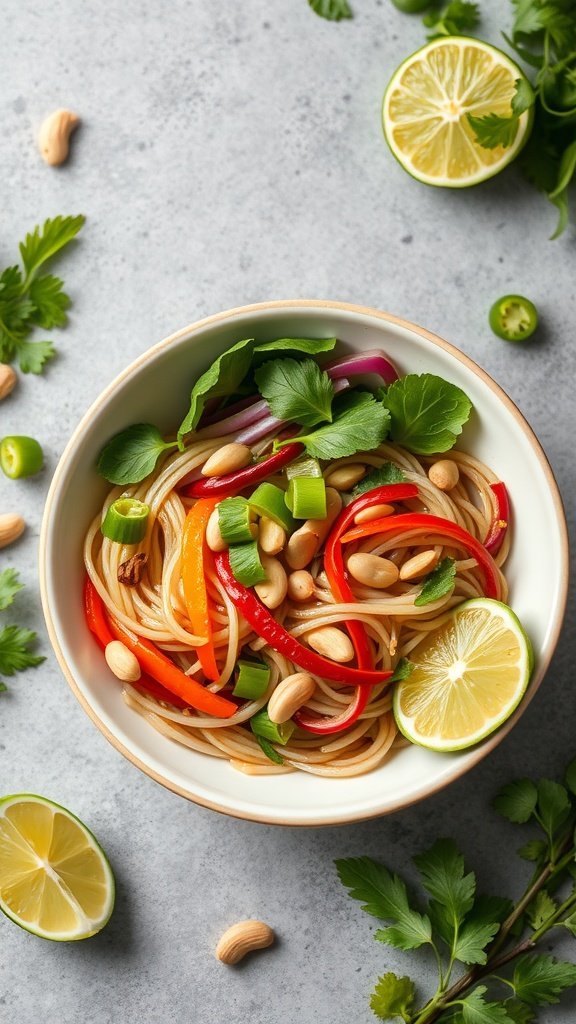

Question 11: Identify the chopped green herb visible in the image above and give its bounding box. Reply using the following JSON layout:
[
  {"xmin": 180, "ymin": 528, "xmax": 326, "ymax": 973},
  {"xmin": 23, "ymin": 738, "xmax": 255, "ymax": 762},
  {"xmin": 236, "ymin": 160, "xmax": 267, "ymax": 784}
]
[
  {"xmin": 383, "ymin": 374, "xmax": 472, "ymax": 455},
  {"xmin": 218, "ymin": 497, "xmax": 257, "ymax": 545},
  {"xmin": 414, "ymin": 557, "xmax": 456, "ymax": 606},
  {"xmin": 308, "ymin": 0, "xmax": 353, "ymax": 20},
  {"xmin": 352, "ymin": 463, "xmax": 406, "ymax": 497},
  {"xmin": 389, "ymin": 658, "xmax": 414, "ymax": 684},
  {"xmin": 97, "ymin": 424, "xmax": 178, "ymax": 485},
  {"xmin": 0, "ymin": 569, "xmax": 24, "ymax": 611},
  {"xmin": 277, "ymin": 392, "xmax": 390, "ymax": 461},
  {"xmin": 254, "ymin": 357, "xmax": 335, "ymax": 429},
  {"xmin": 0, "ymin": 435, "xmax": 44, "ymax": 480},
  {"xmin": 423, "ymin": 0, "xmax": 479, "ymax": 39},
  {"xmin": 228, "ymin": 540, "xmax": 266, "ymax": 587},
  {"xmin": 255, "ymin": 734, "xmax": 285, "ymax": 765}
]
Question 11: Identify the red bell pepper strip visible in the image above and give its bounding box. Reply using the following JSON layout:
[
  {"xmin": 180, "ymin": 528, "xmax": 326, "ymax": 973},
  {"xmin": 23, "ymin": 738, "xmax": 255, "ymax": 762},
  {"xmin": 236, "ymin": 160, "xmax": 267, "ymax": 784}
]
[
  {"xmin": 484, "ymin": 482, "xmax": 510, "ymax": 556},
  {"xmin": 340, "ymin": 513, "xmax": 502, "ymax": 600},
  {"xmin": 182, "ymin": 442, "xmax": 305, "ymax": 498},
  {"xmin": 181, "ymin": 498, "xmax": 220, "ymax": 681},
  {"xmin": 213, "ymin": 551, "xmax": 392, "ymax": 687}
]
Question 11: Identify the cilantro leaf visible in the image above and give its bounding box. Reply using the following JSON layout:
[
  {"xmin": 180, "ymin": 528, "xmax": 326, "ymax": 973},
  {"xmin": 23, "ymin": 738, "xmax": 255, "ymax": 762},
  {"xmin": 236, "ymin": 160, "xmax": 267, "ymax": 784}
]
[
  {"xmin": 457, "ymin": 986, "xmax": 514, "ymax": 1023},
  {"xmin": 17, "ymin": 339, "xmax": 55, "ymax": 374},
  {"xmin": 0, "ymin": 625, "xmax": 44, "ymax": 678},
  {"xmin": 414, "ymin": 839, "xmax": 475, "ymax": 949},
  {"xmin": 502, "ymin": 1001, "xmax": 535, "ymax": 1024},
  {"xmin": 280, "ymin": 391, "xmax": 390, "ymax": 460},
  {"xmin": 254, "ymin": 357, "xmax": 334, "ymax": 428},
  {"xmin": 0, "ymin": 569, "xmax": 24, "ymax": 611},
  {"xmin": 389, "ymin": 658, "xmax": 414, "ymax": 684},
  {"xmin": 370, "ymin": 973, "xmax": 415, "ymax": 1021},
  {"xmin": 97, "ymin": 423, "xmax": 177, "ymax": 484},
  {"xmin": 336, "ymin": 856, "xmax": 432, "ymax": 949},
  {"xmin": 537, "ymin": 779, "xmax": 572, "ymax": 837},
  {"xmin": 468, "ymin": 79, "xmax": 535, "ymax": 151},
  {"xmin": 383, "ymin": 374, "xmax": 472, "ymax": 455},
  {"xmin": 308, "ymin": 0, "xmax": 353, "ymax": 20},
  {"xmin": 423, "ymin": 1, "xmax": 479, "ymax": 39},
  {"xmin": 414, "ymin": 557, "xmax": 456, "ymax": 607},
  {"xmin": 27, "ymin": 274, "xmax": 70, "ymax": 329},
  {"xmin": 518, "ymin": 839, "xmax": 547, "ymax": 863},
  {"xmin": 493, "ymin": 779, "xmax": 538, "ymax": 823},
  {"xmin": 453, "ymin": 896, "xmax": 511, "ymax": 966},
  {"xmin": 351, "ymin": 462, "xmax": 406, "ymax": 497},
  {"xmin": 562, "ymin": 910, "xmax": 576, "ymax": 937},
  {"xmin": 19, "ymin": 215, "xmax": 85, "ymax": 282},
  {"xmin": 512, "ymin": 954, "xmax": 576, "ymax": 1005},
  {"xmin": 526, "ymin": 890, "xmax": 557, "ymax": 930}
]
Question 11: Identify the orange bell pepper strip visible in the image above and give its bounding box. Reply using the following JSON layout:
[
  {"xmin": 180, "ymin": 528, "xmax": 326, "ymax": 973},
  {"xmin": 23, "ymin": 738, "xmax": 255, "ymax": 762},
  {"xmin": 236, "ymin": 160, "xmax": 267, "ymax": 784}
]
[{"xmin": 181, "ymin": 498, "xmax": 220, "ymax": 682}]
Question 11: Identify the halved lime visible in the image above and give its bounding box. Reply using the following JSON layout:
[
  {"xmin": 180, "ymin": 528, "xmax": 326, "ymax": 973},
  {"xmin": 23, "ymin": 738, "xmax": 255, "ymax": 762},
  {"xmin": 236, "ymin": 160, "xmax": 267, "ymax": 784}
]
[
  {"xmin": 0, "ymin": 794, "xmax": 115, "ymax": 940},
  {"xmin": 383, "ymin": 37, "xmax": 533, "ymax": 188},
  {"xmin": 393, "ymin": 599, "xmax": 533, "ymax": 751}
]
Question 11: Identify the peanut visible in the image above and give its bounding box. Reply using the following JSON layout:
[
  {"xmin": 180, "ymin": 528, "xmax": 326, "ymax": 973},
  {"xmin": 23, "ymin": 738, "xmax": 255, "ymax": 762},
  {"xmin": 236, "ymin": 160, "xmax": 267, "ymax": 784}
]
[
  {"xmin": 201, "ymin": 443, "xmax": 252, "ymax": 478},
  {"xmin": 38, "ymin": 109, "xmax": 80, "ymax": 166},
  {"xmin": 0, "ymin": 365, "xmax": 17, "ymax": 401},
  {"xmin": 285, "ymin": 488, "xmax": 342, "ymax": 570},
  {"xmin": 259, "ymin": 516, "xmax": 286, "ymax": 555},
  {"xmin": 206, "ymin": 508, "xmax": 228, "ymax": 552},
  {"xmin": 268, "ymin": 672, "xmax": 316, "ymax": 724},
  {"xmin": 104, "ymin": 640, "xmax": 141, "ymax": 682},
  {"xmin": 353, "ymin": 503, "xmax": 395, "ymax": 525},
  {"xmin": 306, "ymin": 625, "xmax": 354, "ymax": 663},
  {"xmin": 325, "ymin": 463, "xmax": 365, "ymax": 490},
  {"xmin": 287, "ymin": 569, "xmax": 315, "ymax": 602},
  {"xmin": 215, "ymin": 920, "xmax": 275, "ymax": 965},
  {"xmin": 399, "ymin": 549, "xmax": 439, "ymax": 581},
  {"xmin": 0, "ymin": 513, "xmax": 25, "ymax": 549},
  {"xmin": 254, "ymin": 554, "xmax": 287, "ymax": 610},
  {"xmin": 347, "ymin": 552, "xmax": 399, "ymax": 589},
  {"xmin": 428, "ymin": 459, "xmax": 459, "ymax": 492}
]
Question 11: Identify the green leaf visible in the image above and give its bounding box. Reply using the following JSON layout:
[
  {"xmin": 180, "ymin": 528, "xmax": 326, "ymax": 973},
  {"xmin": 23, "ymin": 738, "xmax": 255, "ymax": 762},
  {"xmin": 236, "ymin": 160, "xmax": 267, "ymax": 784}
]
[
  {"xmin": 526, "ymin": 890, "xmax": 558, "ymax": 929},
  {"xmin": 351, "ymin": 462, "xmax": 406, "ymax": 497},
  {"xmin": 335, "ymin": 856, "xmax": 432, "ymax": 949},
  {"xmin": 512, "ymin": 954, "xmax": 576, "ymax": 1005},
  {"xmin": 414, "ymin": 839, "xmax": 475, "ymax": 950},
  {"xmin": 0, "ymin": 569, "xmax": 24, "ymax": 611},
  {"xmin": 502, "ymin": 1001, "xmax": 535, "ymax": 1024},
  {"xmin": 467, "ymin": 112, "xmax": 521, "ymax": 150},
  {"xmin": 518, "ymin": 839, "xmax": 547, "ymax": 862},
  {"xmin": 511, "ymin": 77, "xmax": 536, "ymax": 117},
  {"xmin": 308, "ymin": 0, "xmax": 353, "ymax": 20},
  {"xmin": 0, "ymin": 626, "xmax": 44, "ymax": 677},
  {"xmin": 424, "ymin": 1, "xmax": 479, "ymax": 39},
  {"xmin": 562, "ymin": 909, "xmax": 576, "ymax": 937},
  {"xmin": 389, "ymin": 658, "xmax": 414, "ymax": 685},
  {"xmin": 280, "ymin": 391, "xmax": 390, "ymax": 460},
  {"xmin": 97, "ymin": 423, "xmax": 176, "ymax": 484},
  {"xmin": 564, "ymin": 757, "xmax": 576, "ymax": 796},
  {"xmin": 453, "ymin": 896, "xmax": 510, "ymax": 965},
  {"xmin": 370, "ymin": 973, "xmax": 415, "ymax": 1021},
  {"xmin": 414, "ymin": 558, "xmax": 456, "ymax": 607},
  {"xmin": 383, "ymin": 374, "xmax": 472, "ymax": 455},
  {"xmin": 458, "ymin": 987, "xmax": 514, "ymax": 1023},
  {"xmin": 252, "ymin": 336, "xmax": 337, "ymax": 362},
  {"xmin": 537, "ymin": 778, "xmax": 572, "ymax": 836},
  {"xmin": 255, "ymin": 735, "xmax": 284, "ymax": 765},
  {"xmin": 17, "ymin": 339, "xmax": 55, "ymax": 374},
  {"xmin": 19, "ymin": 215, "xmax": 85, "ymax": 281},
  {"xmin": 493, "ymin": 779, "xmax": 538, "ymax": 823},
  {"xmin": 549, "ymin": 188, "xmax": 569, "ymax": 240},
  {"xmin": 254, "ymin": 357, "xmax": 334, "ymax": 429},
  {"xmin": 27, "ymin": 274, "xmax": 70, "ymax": 329}
]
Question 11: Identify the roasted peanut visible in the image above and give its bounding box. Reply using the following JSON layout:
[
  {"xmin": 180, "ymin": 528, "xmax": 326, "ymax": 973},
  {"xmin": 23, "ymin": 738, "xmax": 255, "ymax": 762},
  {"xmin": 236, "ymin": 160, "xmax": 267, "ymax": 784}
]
[
  {"xmin": 206, "ymin": 508, "xmax": 227, "ymax": 551},
  {"xmin": 428, "ymin": 459, "xmax": 459, "ymax": 491},
  {"xmin": 254, "ymin": 554, "xmax": 287, "ymax": 610},
  {"xmin": 353, "ymin": 503, "xmax": 395, "ymax": 525},
  {"xmin": 347, "ymin": 552, "xmax": 399, "ymax": 589},
  {"xmin": 399, "ymin": 549, "xmax": 439, "ymax": 581},
  {"xmin": 201, "ymin": 443, "xmax": 252, "ymax": 478},
  {"xmin": 38, "ymin": 109, "xmax": 80, "ymax": 166},
  {"xmin": 306, "ymin": 625, "xmax": 354, "ymax": 663},
  {"xmin": 259, "ymin": 516, "xmax": 286, "ymax": 555},
  {"xmin": 285, "ymin": 488, "xmax": 342, "ymax": 570},
  {"xmin": 287, "ymin": 569, "xmax": 315, "ymax": 602},
  {"xmin": 104, "ymin": 640, "xmax": 141, "ymax": 682},
  {"xmin": 0, "ymin": 365, "xmax": 17, "ymax": 400},
  {"xmin": 325, "ymin": 463, "xmax": 365, "ymax": 490},
  {"xmin": 268, "ymin": 672, "xmax": 316, "ymax": 724},
  {"xmin": 0, "ymin": 513, "xmax": 25, "ymax": 549},
  {"xmin": 215, "ymin": 920, "xmax": 275, "ymax": 964}
]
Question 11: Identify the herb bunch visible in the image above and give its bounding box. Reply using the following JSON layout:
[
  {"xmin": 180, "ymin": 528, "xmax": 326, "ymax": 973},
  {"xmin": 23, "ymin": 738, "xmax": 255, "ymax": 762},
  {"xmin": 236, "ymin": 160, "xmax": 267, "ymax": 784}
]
[
  {"xmin": 0, "ymin": 569, "xmax": 44, "ymax": 692},
  {"xmin": 0, "ymin": 215, "xmax": 85, "ymax": 373},
  {"xmin": 337, "ymin": 757, "xmax": 576, "ymax": 1022}
]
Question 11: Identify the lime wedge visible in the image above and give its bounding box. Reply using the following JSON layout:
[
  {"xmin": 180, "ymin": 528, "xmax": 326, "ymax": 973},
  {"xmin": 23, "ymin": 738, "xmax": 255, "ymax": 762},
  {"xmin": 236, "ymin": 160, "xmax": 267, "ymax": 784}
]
[
  {"xmin": 0, "ymin": 794, "xmax": 115, "ymax": 940},
  {"xmin": 393, "ymin": 599, "xmax": 533, "ymax": 751},
  {"xmin": 382, "ymin": 37, "xmax": 532, "ymax": 188}
]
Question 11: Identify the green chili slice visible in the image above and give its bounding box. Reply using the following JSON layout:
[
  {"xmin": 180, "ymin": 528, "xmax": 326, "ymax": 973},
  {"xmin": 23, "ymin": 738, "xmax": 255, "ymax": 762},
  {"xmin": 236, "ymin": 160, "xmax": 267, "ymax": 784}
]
[
  {"xmin": 489, "ymin": 294, "xmax": 538, "ymax": 342},
  {"xmin": 0, "ymin": 436, "xmax": 44, "ymax": 479},
  {"xmin": 101, "ymin": 497, "xmax": 150, "ymax": 544}
]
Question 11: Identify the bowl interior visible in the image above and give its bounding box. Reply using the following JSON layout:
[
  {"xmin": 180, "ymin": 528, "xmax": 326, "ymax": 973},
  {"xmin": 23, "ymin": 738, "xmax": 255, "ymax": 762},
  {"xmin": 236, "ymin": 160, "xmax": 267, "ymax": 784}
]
[{"xmin": 41, "ymin": 302, "xmax": 568, "ymax": 825}]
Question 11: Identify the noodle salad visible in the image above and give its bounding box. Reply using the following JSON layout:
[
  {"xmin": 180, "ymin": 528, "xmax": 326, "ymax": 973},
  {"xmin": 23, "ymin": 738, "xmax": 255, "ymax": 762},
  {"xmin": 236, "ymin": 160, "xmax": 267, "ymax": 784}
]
[{"xmin": 84, "ymin": 337, "xmax": 531, "ymax": 777}]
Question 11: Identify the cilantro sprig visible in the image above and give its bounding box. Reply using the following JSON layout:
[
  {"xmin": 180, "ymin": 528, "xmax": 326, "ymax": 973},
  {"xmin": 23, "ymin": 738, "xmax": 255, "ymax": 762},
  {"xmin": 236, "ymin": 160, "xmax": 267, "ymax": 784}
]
[
  {"xmin": 0, "ymin": 569, "xmax": 44, "ymax": 692},
  {"xmin": 0, "ymin": 216, "xmax": 85, "ymax": 373},
  {"xmin": 308, "ymin": 0, "xmax": 353, "ymax": 20},
  {"xmin": 337, "ymin": 756, "xmax": 576, "ymax": 1022}
]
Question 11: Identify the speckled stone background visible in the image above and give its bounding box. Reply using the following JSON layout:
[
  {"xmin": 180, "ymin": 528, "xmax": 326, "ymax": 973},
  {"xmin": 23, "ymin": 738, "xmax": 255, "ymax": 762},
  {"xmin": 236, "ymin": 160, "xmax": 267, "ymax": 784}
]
[{"xmin": 1, "ymin": 2, "xmax": 575, "ymax": 1022}]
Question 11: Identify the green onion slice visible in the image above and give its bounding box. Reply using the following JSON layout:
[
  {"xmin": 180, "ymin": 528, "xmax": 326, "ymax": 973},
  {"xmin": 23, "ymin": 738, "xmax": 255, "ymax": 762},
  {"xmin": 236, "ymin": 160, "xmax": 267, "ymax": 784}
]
[
  {"xmin": 101, "ymin": 497, "xmax": 150, "ymax": 544},
  {"xmin": 285, "ymin": 456, "xmax": 322, "ymax": 480},
  {"xmin": 285, "ymin": 476, "xmax": 327, "ymax": 519},
  {"xmin": 250, "ymin": 708, "xmax": 296, "ymax": 745},
  {"xmin": 256, "ymin": 734, "xmax": 284, "ymax": 765},
  {"xmin": 218, "ymin": 496, "xmax": 256, "ymax": 544},
  {"xmin": 233, "ymin": 659, "xmax": 271, "ymax": 699},
  {"xmin": 0, "ymin": 435, "xmax": 44, "ymax": 480},
  {"xmin": 249, "ymin": 482, "xmax": 294, "ymax": 532},
  {"xmin": 228, "ymin": 540, "xmax": 267, "ymax": 586}
]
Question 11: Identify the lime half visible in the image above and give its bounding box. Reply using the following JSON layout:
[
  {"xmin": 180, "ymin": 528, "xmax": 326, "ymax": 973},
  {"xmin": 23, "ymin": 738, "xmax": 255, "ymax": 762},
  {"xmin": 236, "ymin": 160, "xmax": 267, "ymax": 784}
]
[
  {"xmin": 393, "ymin": 599, "xmax": 533, "ymax": 751},
  {"xmin": 383, "ymin": 37, "xmax": 532, "ymax": 188},
  {"xmin": 0, "ymin": 794, "xmax": 115, "ymax": 940}
]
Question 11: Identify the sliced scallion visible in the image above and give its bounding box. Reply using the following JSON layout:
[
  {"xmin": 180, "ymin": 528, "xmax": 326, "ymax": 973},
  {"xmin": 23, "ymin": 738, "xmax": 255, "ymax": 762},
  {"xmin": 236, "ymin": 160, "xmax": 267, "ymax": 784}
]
[
  {"xmin": 285, "ymin": 455, "xmax": 322, "ymax": 480},
  {"xmin": 250, "ymin": 707, "xmax": 296, "ymax": 745},
  {"xmin": 285, "ymin": 476, "xmax": 327, "ymax": 519},
  {"xmin": 249, "ymin": 482, "xmax": 294, "ymax": 532},
  {"xmin": 233, "ymin": 659, "xmax": 271, "ymax": 699},
  {"xmin": 0, "ymin": 435, "xmax": 44, "ymax": 480},
  {"xmin": 218, "ymin": 496, "xmax": 257, "ymax": 544},
  {"xmin": 228, "ymin": 540, "xmax": 267, "ymax": 586},
  {"xmin": 256, "ymin": 734, "xmax": 284, "ymax": 765},
  {"xmin": 101, "ymin": 498, "xmax": 150, "ymax": 544}
]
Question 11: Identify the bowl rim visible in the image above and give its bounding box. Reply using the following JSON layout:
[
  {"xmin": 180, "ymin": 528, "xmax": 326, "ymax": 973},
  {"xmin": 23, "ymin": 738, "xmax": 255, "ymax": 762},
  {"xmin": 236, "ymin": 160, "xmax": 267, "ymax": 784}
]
[{"xmin": 39, "ymin": 299, "xmax": 570, "ymax": 826}]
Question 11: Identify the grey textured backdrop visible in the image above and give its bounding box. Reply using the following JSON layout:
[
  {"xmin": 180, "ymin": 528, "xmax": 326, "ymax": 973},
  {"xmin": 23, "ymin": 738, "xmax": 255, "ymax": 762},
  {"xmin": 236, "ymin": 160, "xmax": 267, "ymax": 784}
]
[{"xmin": 1, "ymin": 2, "xmax": 574, "ymax": 1022}]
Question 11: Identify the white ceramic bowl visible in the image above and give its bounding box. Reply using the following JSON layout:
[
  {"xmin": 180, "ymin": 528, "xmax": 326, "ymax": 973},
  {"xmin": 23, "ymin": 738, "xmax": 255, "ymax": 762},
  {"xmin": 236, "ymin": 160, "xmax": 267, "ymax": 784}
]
[{"xmin": 40, "ymin": 301, "xmax": 569, "ymax": 826}]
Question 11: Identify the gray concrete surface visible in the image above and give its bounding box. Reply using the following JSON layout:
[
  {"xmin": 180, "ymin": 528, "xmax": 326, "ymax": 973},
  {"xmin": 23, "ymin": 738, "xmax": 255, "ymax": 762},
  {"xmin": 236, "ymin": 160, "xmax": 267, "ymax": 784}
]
[{"xmin": 1, "ymin": 1, "xmax": 575, "ymax": 1021}]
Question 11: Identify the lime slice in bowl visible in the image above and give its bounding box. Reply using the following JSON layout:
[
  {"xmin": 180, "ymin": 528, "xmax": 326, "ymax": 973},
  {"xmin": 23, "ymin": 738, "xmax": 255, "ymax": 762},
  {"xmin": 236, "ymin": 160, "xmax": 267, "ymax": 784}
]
[
  {"xmin": 382, "ymin": 37, "xmax": 533, "ymax": 188},
  {"xmin": 0, "ymin": 794, "xmax": 114, "ymax": 940},
  {"xmin": 393, "ymin": 598, "xmax": 534, "ymax": 751}
]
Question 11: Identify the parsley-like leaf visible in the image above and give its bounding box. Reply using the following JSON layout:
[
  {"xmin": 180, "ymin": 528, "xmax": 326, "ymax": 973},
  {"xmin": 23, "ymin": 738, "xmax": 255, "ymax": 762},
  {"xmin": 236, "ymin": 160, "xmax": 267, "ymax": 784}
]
[
  {"xmin": 562, "ymin": 909, "xmax": 576, "ymax": 937},
  {"xmin": 526, "ymin": 891, "xmax": 557, "ymax": 930},
  {"xmin": 17, "ymin": 339, "xmax": 56, "ymax": 374},
  {"xmin": 0, "ymin": 625, "xmax": 44, "ymax": 678},
  {"xmin": 254, "ymin": 357, "xmax": 334, "ymax": 428},
  {"xmin": 383, "ymin": 374, "xmax": 472, "ymax": 455},
  {"xmin": 502, "ymin": 1001, "xmax": 535, "ymax": 1024},
  {"xmin": 468, "ymin": 79, "xmax": 535, "ymax": 151},
  {"xmin": 351, "ymin": 462, "xmax": 406, "ymax": 497},
  {"xmin": 0, "ymin": 569, "xmax": 24, "ymax": 611},
  {"xmin": 336, "ymin": 856, "xmax": 432, "ymax": 949},
  {"xmin": 414, "ymin": 557, "xmax": 456, "ymax": 607},
  {"xmin": 308, "ymin": 0, "xmax": 353, "ymax": 21},
  {"xmin": 493, "ymin": 779, "xmax": 538, "ymax": 823},
  {"xmin": 414, "ymin": 839, "xmax": 476, "ymax": 949},
  {"xmin": 19, "ymin": 215, "xmax": 85, "ymax": 282},
  {"xmin": 517, "ymin": 839, "xmax": 547, "ymax": 863},
  {"xmin": 27, "ymin": 274, "xmax": 70, "ymax": 329},
  {"xmin": 537, "ymin": 779, "xmax": 572, "ymax": 837},
  {"xmin": 279, "ymin": 391, "xmax": 390, "ymax": 460},
  {"xmin": 423, "ymin": 1, "xmax": 479, "ymax": 39},
  {"xmin": 370, "ymin": 973, "xmax": 415, "ymax": 1021},
  {"xmin": 458, "ymin": 986, "xmax": 514, "ymax": 1023},
  {"xmin": 453, "ymin": 896, "xmax": 511, "ymax": 966},
  {"xmin": 97, "ymin": 423, "xmax": 177, "ymax": 484},
  {"xmin": 512, "ymin": 954, "xmax": 576, "ymax": 1006}
]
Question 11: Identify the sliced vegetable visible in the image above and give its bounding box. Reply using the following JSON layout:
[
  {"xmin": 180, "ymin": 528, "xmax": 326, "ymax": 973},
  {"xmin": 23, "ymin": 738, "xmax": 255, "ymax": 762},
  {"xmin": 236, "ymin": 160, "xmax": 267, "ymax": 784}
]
[
  {"xmin": 285, "ymin": 455, "xmax": 323, "ymax": 480},
  {"xmin": 255, "ymin": 734, "xmax": 284, "ymax": 765},
  {"xmin": 484, "ymin": 482, "xmax": 510, "ymax": 556},
  {"xmin": 285, "ymin": 476, "xmax": 327, "ymax": 519},
  {"xmin": 181, "ymin": 498, "xmax": 219, "ymax": 682},
  {"xmin": 183, "ymin": 442, "xmax": 305, "ymax": 498},
  {"xmin": 489, "ymin": 295, "xmax": 538, "ymax": 342},
  {"xmin": 101, "ymin": 498, "xmax": 150, "ymax": 544},
  {"xmin": 228, "ymin": 540, "xmax": 267, "ymax": 586},
  {"xmin": 217, "ymin": 497, "xmax": 256, "ymax": 545},
  {"xmin": 249, "ymin": 482, "xmax": 295, "ymax": 532},
  {"xmin": 233, "ymin": 659, "xmax": 271, "ymax": 699},
  {"xmin": 325, "ymin": 350, "xmax": 399, "ymax": 385},
  {"xmin": 250, "ymin": 708, "xmax": 296, "ymax": 745},
  {"xmin": 0, "ymin": 435, "xmax": 43, "ymax": 479}
]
